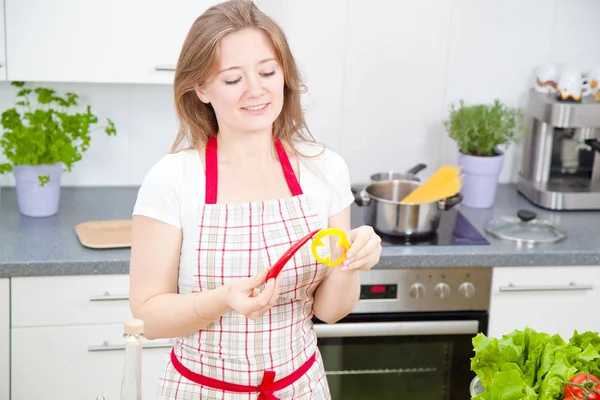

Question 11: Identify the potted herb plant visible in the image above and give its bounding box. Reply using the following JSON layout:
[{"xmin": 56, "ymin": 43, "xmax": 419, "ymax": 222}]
[
  {"xmin": 0, "ymin": 81, "xmax": 116, "ymax": 217},
  {"xmin": 443, "ymin": 99, "xmax": 525, "ymax": 208}
]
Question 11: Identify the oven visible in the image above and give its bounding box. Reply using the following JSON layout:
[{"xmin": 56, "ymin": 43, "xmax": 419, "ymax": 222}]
[{"xmin": 313, "ymin": 266, "xmax": 491, "ymax": 400}]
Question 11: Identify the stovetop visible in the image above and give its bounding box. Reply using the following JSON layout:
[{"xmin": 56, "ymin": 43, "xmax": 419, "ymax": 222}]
[
  {"xmin": 350, "ymin": 204, "xmax": 490, "ymax": 247},
  {"xmin": 347, "ymin": 187, "xmax": 492, "ymax": 313}
]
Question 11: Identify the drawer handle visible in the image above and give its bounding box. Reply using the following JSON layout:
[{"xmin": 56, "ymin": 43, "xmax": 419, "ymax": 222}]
[
  {"xmin": 499, "ymin": 282, "xmax": 593, "ymax": 292},
  {"xmin": 89, "ymin": 292, "xmax": 129, "ymax": 302},
  {"xmin": 155, "ymin": 64, "xmax": 176, "ymax": 71},
  {"xmin": 88, "ymin": 340, "xmax": 174, "ymax": 352}
]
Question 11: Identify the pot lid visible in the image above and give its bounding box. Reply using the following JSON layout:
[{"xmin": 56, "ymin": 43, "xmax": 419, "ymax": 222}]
[{"xmin": 483, "ymin": 210, "xmax": 567, "ymax": 245}]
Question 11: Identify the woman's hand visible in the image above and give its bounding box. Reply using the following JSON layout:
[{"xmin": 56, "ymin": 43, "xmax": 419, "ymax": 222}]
[
  {"xmin": 341, "ymin": 225, "xmax": 382, "ymax": 272},
  {"xmin": 222, "ymin": 271, "xmax": 282, "ymax": 320}
]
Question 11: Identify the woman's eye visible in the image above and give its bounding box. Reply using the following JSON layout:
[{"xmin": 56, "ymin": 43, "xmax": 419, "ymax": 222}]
[
  {"xmin": 224, "ymin": 71, "xmax": 275, "ymax": 85},
  {"xmin": 224, "ymin": 78, "xmax": 242, "ymax": 86}
]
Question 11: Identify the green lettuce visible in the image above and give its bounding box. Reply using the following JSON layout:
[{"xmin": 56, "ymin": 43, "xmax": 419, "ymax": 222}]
[
  {"xmin": 473, "ymin": 369, "xmax": 537, "ymax": 400},
  {"xmin": 470, "ymin": 328, "xmax": 600, "ymax": 400}
]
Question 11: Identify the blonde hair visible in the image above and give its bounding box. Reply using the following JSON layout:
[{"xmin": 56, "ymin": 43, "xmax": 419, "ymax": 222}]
[{"xmin": 171, "ymin": 0, "xmax": 319, "ymax": 154}]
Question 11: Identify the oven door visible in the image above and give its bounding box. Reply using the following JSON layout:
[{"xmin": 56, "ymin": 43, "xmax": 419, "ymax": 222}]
[{"xmin": 314, "ymin": 311, "xmax": 488, "ymax": 400}]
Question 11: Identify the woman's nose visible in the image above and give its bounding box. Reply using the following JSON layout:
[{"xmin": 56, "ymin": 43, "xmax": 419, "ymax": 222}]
[{"xmin": 245, "ymin": 75, "xmax": 265, "ymax": 98}]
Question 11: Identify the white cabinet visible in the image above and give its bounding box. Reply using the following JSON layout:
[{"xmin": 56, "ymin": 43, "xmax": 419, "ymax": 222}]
[
  {"xmin": 0, "ymin": 0, "xmax": 6, "ymax": 81},
  {"xmin": 489, "ymin": 266, "xmax": 600, "ymax": 340},
  {"xmin": 11, "ymin": 324, "xmax": 171, "ymax": 400},
  {"xmin": 11, "ymin": 275, "xmax": 172, "ymax": 400},
  {"xmin": 11, "ymin": 274, "xmax": 133, "ymax": 327},
  {"xmin": 0, "ymin": 279, "xmax": 9, "ymax": 400},
  {"xmin": 5, "ymin": 0, "xmax": 219, "ymax": 84}
]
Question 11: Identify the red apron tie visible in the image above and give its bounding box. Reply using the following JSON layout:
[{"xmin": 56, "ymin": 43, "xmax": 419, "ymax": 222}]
[
  {"xmin": 257, "ymin": 370, "xmax": 277, "ymax": 400},
  {"xmin": 170, "ymin": 349, "xmax": 316, "ymax": 398}
]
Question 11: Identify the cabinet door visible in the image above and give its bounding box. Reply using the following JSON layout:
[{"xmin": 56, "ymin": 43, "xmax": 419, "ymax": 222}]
[
  {"xmin": 0, "ymin": 279, "xmax": 8, "ymax": 400},
  {"xmin": 489, "ymin": 266, "xmax": 600, "ymax": 339},
  {"xmin": 12, "ymin": 324, "xmax": 173, "ymax": 400},
  {"xmin": 12, "ymin": 274, "xmax": 132, "ymax": 327},
  {"xmin": 5, "ymin": 0, "xmax": 219, "ymax": 84},
  {"xmin": 0, "ymin": 0, "xmax": 6, "ymax": 81}
]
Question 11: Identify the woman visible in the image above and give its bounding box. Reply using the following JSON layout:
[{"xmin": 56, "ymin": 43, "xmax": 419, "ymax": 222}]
[{"xmin": 129, "ymin": 0, "xmax": 382, "ymax": 398}]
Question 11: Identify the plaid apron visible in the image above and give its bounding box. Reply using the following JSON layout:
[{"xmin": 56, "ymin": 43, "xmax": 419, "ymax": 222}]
[{"xmin": 158, "ymin": 136, "xmax": 331, "ymax": 399}]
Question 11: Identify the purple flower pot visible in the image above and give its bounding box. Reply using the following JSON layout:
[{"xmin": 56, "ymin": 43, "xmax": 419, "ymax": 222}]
[
  {"xmin": 458, "ymin": 150, "xmax": 504, "ymax": 208},
  {"xmin": 13, "ymin": 163, "xmax": 63, "ymax": 217}
]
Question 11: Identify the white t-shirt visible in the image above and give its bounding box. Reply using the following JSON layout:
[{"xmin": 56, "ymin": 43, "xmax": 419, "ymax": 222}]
[
  {"xmin": 133, "ymin": 141, "xmax": 354, "ymax": 228},
  {"xmin": 133, "ymin": 142, "xmax": 355, "ymax": 273}
]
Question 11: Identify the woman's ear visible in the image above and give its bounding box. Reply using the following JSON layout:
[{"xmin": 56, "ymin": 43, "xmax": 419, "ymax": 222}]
[{"xmin": 194, "ymin": 85, "xmax": 210, "ymax": 104}]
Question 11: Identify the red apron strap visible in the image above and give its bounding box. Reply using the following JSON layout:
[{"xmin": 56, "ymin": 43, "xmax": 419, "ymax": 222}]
[
  {"xmin": 204, "ymin": 136, "xmax": 218, "ymax": 204},
  {"xmin": 204, "ymin": 136, "xmax": 303, "ymax": 204},
  {"xmin": 274, "ymin": 138, "xmax": 303, "ymax": 196},
  {"xmin": 170, "ymin": 348, "xmax": 316, "ymax": 398}
]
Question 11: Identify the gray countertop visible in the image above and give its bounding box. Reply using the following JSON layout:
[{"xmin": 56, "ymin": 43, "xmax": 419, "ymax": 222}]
[{"xmin": 0, "ymin": 183, "xmax": 599, "ymax": 278}]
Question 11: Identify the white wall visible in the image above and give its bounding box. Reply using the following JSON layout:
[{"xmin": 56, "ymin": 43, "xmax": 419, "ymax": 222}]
[{"xmin": 0, "ymin": 0, "xmax": 599, "ymax": 186}]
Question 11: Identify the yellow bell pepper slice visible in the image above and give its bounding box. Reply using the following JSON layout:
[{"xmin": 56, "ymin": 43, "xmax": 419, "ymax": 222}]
[{"xmin": 311, "ymin": 228, "xmax": 351, "ymax": 267}]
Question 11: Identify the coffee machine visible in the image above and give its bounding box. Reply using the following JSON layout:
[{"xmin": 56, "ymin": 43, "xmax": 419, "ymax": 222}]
[{"xmin": 518, "ymin": 89, "xmax": 600, "ymax": 210}]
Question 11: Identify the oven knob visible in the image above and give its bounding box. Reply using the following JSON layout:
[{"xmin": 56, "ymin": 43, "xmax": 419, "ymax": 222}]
[
  {"xmin": 458, "ymin": 282, "xmax": 476, "ymax": 298},
  {"xmin": 409, "ymin": 283, "xmax": 425, "ymax": 299},
  {"xmin": 434, "ymin": 283, "xmax": 451, "ymax": 299}
]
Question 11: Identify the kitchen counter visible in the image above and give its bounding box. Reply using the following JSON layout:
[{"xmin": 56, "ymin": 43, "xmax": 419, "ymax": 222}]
[{"xmin": 0, "ymin": 183, "xmax": 599, "ymax": 277}]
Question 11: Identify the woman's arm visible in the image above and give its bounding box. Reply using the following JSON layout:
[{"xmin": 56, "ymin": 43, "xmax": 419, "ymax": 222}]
[
  {"xmin": 129, "ymin": 215, "xmax": 282, "ymax": 340},
  {"xmin": 129, "ymin": 215, "xmax": 232, "ymax": 339},
  {"xmin": 312, "ymin": 206, "xmax": 361, "ymax": 324}
]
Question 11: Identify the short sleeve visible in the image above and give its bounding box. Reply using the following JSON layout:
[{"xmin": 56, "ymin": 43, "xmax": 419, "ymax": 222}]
[
  {"xmin": 327, "ymin": 151, "xmax": 355, "ymax": 216},
  {"xmin": 132, "ymin": 154, "xmax": 182, "ymax": 229}
]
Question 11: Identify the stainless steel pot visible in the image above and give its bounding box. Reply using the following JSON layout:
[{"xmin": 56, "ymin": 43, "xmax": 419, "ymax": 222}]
[
  {"xmin": 354, "ymin": 180, "xmax": 462, "ymax": 237},
  {"xmin": 369, "ymin": 163, "xmax": 427, "ymax": 182}
]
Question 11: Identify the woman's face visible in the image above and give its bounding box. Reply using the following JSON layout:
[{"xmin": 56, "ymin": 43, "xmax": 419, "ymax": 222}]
[{"xmin": 196, "ymin": 28, "xmax": 285, "ymax": 136}]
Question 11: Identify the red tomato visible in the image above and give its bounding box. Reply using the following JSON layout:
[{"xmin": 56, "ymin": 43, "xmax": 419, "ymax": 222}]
[{"xmin": 564, "ymin": 373, "xmax": 600, "ymax": 400}]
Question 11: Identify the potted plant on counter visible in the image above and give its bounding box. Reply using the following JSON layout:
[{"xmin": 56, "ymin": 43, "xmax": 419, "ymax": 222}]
[
  {"xmin": 0, "ymin": 81, "xmax": 117, "ymax": 217},
  {"xmin": 443, "ymin": 99, "xmax": 525, "ymax": 208}
]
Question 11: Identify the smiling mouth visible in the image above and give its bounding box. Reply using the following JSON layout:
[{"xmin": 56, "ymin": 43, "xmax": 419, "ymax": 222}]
[{"xmin": 241, "ymin": 103, "xmax": 269, "ymax": 111}]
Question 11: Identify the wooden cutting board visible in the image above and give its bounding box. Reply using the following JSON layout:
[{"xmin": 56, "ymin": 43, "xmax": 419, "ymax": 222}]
[{"xmin": 74, "ymin": 219, "xmax": 132, "ymax": 249}]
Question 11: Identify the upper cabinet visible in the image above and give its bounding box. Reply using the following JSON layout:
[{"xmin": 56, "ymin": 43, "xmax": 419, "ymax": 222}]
[
  {"xmin": 0, "ymin": 0, "xmax": 6, "ymax": 81},
  {"xmin": 4, "ymin": 0, "xmax": 220, "ymax": 84}
]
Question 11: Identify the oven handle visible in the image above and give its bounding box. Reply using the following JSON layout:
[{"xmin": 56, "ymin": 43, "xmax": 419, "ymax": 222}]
[{"xmin": 313, "ymin": 320, "xmax": 480, "ymax": 338}]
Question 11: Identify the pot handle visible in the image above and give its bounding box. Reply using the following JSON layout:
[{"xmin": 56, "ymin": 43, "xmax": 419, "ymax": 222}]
[
  {"xmin": 406, "ymin": 163, "xmax": 427, "ymax": 175},
  {"xmin": 437, "ymin": 193, "xmax": 462, "ymax": 211},
  {"xmin": 585, "ymin": 139, "xmax": 600, "ymax": 153},
  {"xmin": 353, "ymin": 188, "xmax": 370, "ymax": 207}
]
